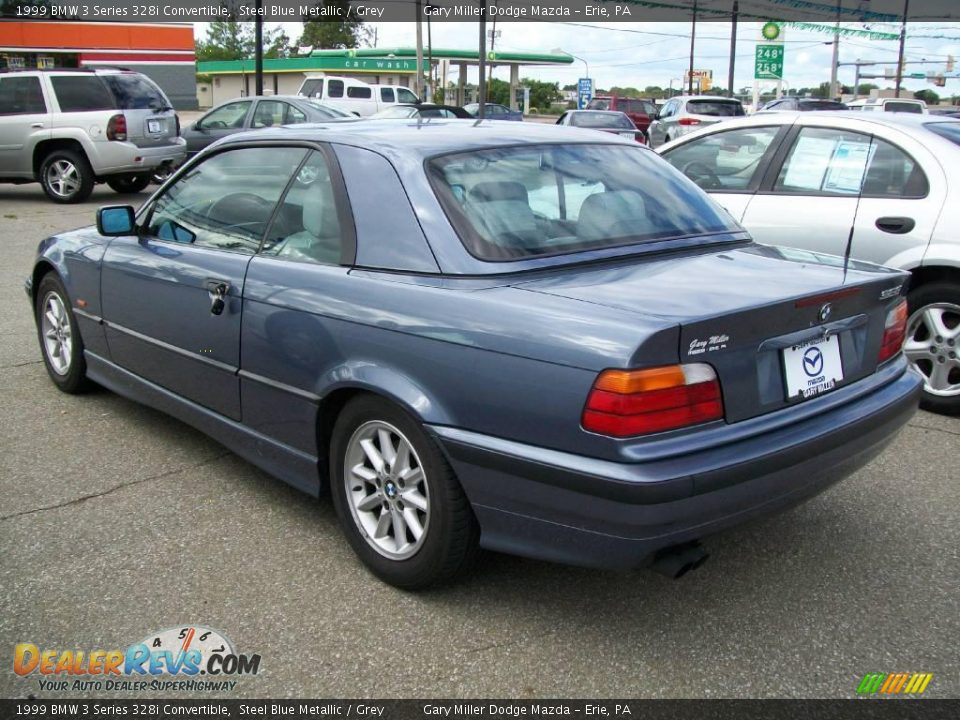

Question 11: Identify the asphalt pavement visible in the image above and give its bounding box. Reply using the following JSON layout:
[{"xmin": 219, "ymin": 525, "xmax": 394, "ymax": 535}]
[{"xmin": 0, "ymin": 183, "xmax": 957, "ymax": 700}]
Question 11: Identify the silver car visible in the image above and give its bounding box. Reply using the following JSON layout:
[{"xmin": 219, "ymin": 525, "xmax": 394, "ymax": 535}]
[
  {"xmin": 658, "ymin": 111, "xmax": 960, "ymax": 414},
  {"xmin": 647, "ymin": 95, "xmax": 745, "ymax": 148},
  {"xmin": 0, "ymin": 68, "xmax": 186, "ymax": 203}
]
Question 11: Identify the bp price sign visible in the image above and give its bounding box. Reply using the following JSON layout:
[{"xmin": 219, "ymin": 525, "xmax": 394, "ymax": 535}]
[{"xmin": 755, "ymin": 45, "xmax": 785, "ymax": 80}]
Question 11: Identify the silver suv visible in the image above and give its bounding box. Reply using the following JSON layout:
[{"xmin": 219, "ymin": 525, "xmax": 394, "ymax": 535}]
[
  {"xmin": 647, "ymin": 95, "xmax": 746, "ymax": 148},
  {"xmin": 0, "ymin": 68, "xmax": 186, "ymax": 203}
]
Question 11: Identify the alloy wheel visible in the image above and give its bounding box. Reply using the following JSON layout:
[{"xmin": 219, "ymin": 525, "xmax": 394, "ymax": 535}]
[
  {"xmin": 343, "ymin": 420, "xmax": 430, "ymax": 560},
  {"xmin": 904, "ymin": 302, "xmax": 960, "ymax": 397},
  {"xmin": 46, "ymin": 159, "xmax": 80, "ymax": 198},
  {"xmin": 40, "ymin": 291, "xmax": 72, "ymax": 376}
]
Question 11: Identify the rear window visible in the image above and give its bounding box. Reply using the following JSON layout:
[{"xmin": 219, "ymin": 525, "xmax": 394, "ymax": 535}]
[
  {"xmin": 571, "ymin": 112, "xmax": 634, "ymax": 129},
  {"xmin": 884, "ymin": 101, "xmax": 923, "ymax": 113},
  {"xmin": 799, "ymin": 100, "xmax": 847, "ymax": 111},
  {"xmin": 622, "ymin": 99, "xmax": 655, "ymax": 115},
  {"xmin": 100, "ymin": 73, "xmax": 168, "ymax": 110},
  {"xmin": 686, "ymin": 100, "xmax": 744, "ymax": 117},
  {"xmin": 347, "ymin": 85, "xmax": 372, "ymax": 99},
  {"xmin": 51, "ymin": 76, "xmax": 115, "ymax": 112},
  {"xmin": 586, "ymin": 98, "xmax": 611, "ymax": 111},
  {"xmin": 428, "ymin": 143, "xmax": 739, "ymax": 261},
  {"xmin": 925, "ymin": 122, "xmax": 960, "ymax": 147}
]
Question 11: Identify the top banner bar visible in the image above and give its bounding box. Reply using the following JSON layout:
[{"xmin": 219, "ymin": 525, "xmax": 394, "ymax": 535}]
[{"xmin": 2, "ymin": 0, "xmax": 959, "ymax": 24}]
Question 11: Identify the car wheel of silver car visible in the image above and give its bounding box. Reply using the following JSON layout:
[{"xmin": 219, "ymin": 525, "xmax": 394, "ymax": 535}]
[
  {"xmin": 39, "ymin": 149, "xmax": 95, "ymax": 204},
  {"xmin": 905, "ymin": 282, "xmax": 960, "ymax": 416},
  {"xmin": 35, "ymin": 274, "xmax": 90, "ymax": 394},
  {"xmin": 330, "ymin": 395, "xmax": 480, "ymax": 589},
  {"xmin": 106, "ymin": 174, "xmax": 151, "ymax": 194}
]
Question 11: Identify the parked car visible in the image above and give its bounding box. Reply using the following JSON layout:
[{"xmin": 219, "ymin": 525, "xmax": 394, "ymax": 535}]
[
  {"xmin": 847, "ymin": 98, "xmax": 927, "ymax": 114},
  {"xmin": 587, "ymin": 96, "xmax": 658, "ymax": 138},
  {"xmin": 760, "ymin": 97, "xmax": 848, "ymax": 112},
  {"xmin": 27, "ymin": 121, "xmax": 920, "ymax": 588},
  {"xmin": 371, "ymin": 103, "xmax": 472, "ymax": 119},
  {"xmin": 555, "ymin": 110, "xmax": 645, "ymax": 142},
  {"xmin": 658, "ymin": 111, "xmax": 960, "ymax": 414},
  {"xmin": 463, "ymin": 103, "xmax": 524, "ymax": 121},
  {"xmin": 0, "ymin": 67, "xmax": 186, "ymax": 202},
  {"xmin": 297, "ymin": 75, "xmax": 419, "ymax": 116},
  {"xmin": 178, "ymin": 95, "xmax": 350, "ymax": 162},
  {"xmin": 647, "ymin": 95, "xmax": 745, "ymax": 148}
]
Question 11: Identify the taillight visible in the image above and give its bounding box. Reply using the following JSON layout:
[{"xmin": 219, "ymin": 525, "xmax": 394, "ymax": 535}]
[
  {"xmin": 678, "ymin": 117, "xmax": 702, "ymax": 126},
  {"xmin": 582, "ymin": 364, "xmax": 724, "ymax": 437},
  {"xmin": 878, "ymin": 300, "xmax": 908, "ymax": 364},
  {"xmin": 106, "ymin": 113, "xmax": 127, "ymax": 141}
]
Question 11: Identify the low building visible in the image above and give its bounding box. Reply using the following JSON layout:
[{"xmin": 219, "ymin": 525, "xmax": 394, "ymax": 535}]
[
  {"xmin": 198, "ymin": 47, "xmax": 574, "ymax": 109},
  {"xmin": 0, "ymin": 21, "xmax": 197, "ymax": 109}
]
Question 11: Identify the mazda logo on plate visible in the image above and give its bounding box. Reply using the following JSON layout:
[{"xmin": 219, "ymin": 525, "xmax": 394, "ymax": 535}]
[
  {"xmin": 803, "ymin": 347, "xmax": 824, "ymax": 377},
  {"xmin": 819, "ymin": 303, "xmax": 832, "ymax": 322}
]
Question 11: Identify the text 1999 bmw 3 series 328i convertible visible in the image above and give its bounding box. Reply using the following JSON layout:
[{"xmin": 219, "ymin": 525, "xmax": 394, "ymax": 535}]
[{"xmin": 27, "ymin": 120, "xmax": 922, "ymax": 588}]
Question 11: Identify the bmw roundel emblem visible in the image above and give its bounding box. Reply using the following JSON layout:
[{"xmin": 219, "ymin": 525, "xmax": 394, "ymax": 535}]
[{"xmin": 818, "ymin": 303, "xmax": 832, "ymax": 323}]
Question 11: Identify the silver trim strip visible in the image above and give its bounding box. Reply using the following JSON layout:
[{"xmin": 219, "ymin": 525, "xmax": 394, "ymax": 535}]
[
  {"xmin": 238, "ymin": 370, "xmax": 321, "ymax": 403},
  {"xmin": 104, "ymin": 321, "xmax": 237, "ymax": 374}
]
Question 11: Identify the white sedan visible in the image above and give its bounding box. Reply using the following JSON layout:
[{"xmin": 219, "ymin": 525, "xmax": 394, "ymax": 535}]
[{"xmin": 658, "ymin": 111, "xmax": 960, "ymax": 414}]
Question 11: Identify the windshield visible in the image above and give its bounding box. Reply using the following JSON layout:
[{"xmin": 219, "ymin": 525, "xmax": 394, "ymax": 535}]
[
  {"xmin": 100, "ymin": 74, "xmax": 169, "ymax": 110},
  {"xmin": 571, "ymin": 112, "xmax": 634, "ymax": 129},
  {"xmin": 428, "ymin": 143, "xmax": 739, "ymax": 261},
  {"xmin": 925, "ymin": 122, "xmax": 960, "ymax": 147},
  {"xmin": 884, "ymin": 101, "xmax": 923, "ymax": 113},
  {"xmin": 686, "ymin": 100, "xmax": 744, "ymax": 117}
]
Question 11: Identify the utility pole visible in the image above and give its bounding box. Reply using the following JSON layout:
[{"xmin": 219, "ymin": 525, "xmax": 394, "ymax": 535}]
[
  {"xmin": 427, "ymin": 8, "xmax": 433, "ymax": 101},
  {"xmin": 688, "ymin": 0, "xmax": 698, "ymax": 95},
  {"xmin": 895, "ymin": 0, "xmax": 909, "ymax": 98},
  {"xmin": 478, "ymin": 4, "xmax": 487, "ymax": 119},
  {"xmin": 727, "ymin": 1, "xmax": 738, "ymax": 98},
  {"xmin": 829, "ymin": 0, "xmax": 840, "ymax": 100},
  {"xmin": 415, "ymin": 0, "xmax": 424, "ymax": 100},
  {"xmin": 254, "ymin": 0, "xmax": 263, "ymax": 96}
]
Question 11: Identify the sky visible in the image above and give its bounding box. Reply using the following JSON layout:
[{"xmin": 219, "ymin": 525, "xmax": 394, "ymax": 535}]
[{"xmin": 195, "ymin": 21, "xmax": 960, "ymax": 96}]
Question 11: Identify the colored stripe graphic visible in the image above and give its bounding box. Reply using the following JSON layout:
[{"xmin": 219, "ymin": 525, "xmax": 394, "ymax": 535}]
[{"xmin": 857, "ymin": 672, "xmax": 933, "ymax": 695}]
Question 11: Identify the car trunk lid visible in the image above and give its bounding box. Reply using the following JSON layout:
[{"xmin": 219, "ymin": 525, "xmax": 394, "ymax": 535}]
[{"xmin": 511, "ymin": 245, "xmax": 908, "ymax": 423}]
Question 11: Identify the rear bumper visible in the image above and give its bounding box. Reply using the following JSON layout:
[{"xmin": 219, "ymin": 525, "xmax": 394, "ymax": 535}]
[
  {"xmin": 90, "ymin": 138, "xmax": 187, "ymax": 175},
  {"xmin": 431, "ymin": 361, "xmax": 921, "ymax": 570}
]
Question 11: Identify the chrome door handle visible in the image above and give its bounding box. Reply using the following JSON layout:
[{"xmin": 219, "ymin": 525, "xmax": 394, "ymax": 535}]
[{"xmin": 31, "ymin": 123, "xmax": 44, "ymax": 128}]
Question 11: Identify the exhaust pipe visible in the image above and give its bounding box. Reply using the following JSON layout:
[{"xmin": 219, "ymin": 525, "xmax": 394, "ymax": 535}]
[{"xmin": 649, "ymin": 542, "xmax": 709, "ymax": 579}]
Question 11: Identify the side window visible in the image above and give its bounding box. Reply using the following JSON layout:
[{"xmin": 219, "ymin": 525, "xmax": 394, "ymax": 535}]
[
  {"xmin": 327, "ymin": 80, "xmax": 344, "ymax": 98},
  {"xmin": 659, "ymin": 101, "xmax": 676, "ymax": 119},
  {"xmin": 50, "ymin": 76, "xmax": 114, "ymax": 112},
  {"xmin": 301, "ymin": 79, "xmax": 323, "ymax": 97},
  {"xmin": 145, "ymin": 147, "xmax": 308, "ymax": 255},
  {"xmin": 201, "ymin": 101, "xmax": 251, "ymax": 129},
  {"xmin": 0, "ymin": 76, "xmax": 46, "ymax": 115},
  {"xmin": 285, "ymin": 104, "xmax": 307, "ymax": 124},
  {"xmin": 774, "ymin": 127, "xmax": 874, "ymax": 195},
  {"xmin": 252, "ymin": 100, "xmax": 285, "ymax": 128},
  {"xmin": 260, "ymin": 151, "xmax": 344, "ymax": 265},
  {"xmin": 380, "ymin": 87, "xmax": 395, "ymax": 103},
  {"xmin": 396, "ymin": 88, "xmax": 418, "ymax": 103},
  {"xmin": 347, "ymin": 85, "xmax": 372, "ymax": 99},
  {"xmin": 861, "ymin": 137, "xmax": 928, "ymax": 198},
  {"xmin": 663, "ymin": 126, "xmax": 781, "ymax": 191}
]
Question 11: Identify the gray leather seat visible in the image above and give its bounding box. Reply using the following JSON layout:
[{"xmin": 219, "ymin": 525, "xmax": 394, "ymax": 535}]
[
  {"xmin": 276, "ymin": 195, "xmax": 341, "ymax": 264},
  {"xmin": 576, "ymin": 190, "xmax": 653, "ymax": 242},
  {"xmin": 465, "ymin": 181, "xmax": 539, "ymax": 247}
]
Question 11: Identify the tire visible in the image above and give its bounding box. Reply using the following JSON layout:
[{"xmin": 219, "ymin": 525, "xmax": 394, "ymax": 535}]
[
  {"xmin": 151, "ymin": 165, "xmax": 175, "ymax": 185},
  {"xmin": 905, "ymin": 281, "xmax": 960, "ymax": 415},
  {"xmin": 330, "ymin": 395, "xmax": 480, "ymax": 589},
  {"xmin": 107, "ymin": 174, "xmax": 151, "ymax": 194},
  {"xmin": 39, "ymin": 149, "xmax": 94, "ymax": 204},
  {"xmin": 35, "ymin": 273, "xmax": 90, "ymax": 394}
]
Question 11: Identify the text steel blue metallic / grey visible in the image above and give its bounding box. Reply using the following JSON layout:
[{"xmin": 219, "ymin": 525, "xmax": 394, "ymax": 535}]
[{"xmin": 26, "ymin": 119, "xmax": 922, "ymax": 588}]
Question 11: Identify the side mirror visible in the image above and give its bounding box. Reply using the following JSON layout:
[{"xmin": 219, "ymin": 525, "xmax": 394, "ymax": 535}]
[{"xmin": 97, "ymin": 206, "xmax": 136, "ymax": 236}]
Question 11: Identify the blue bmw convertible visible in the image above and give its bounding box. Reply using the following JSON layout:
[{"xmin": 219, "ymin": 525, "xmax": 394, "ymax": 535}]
[{"xmin": 27, "ymin": 120, "xmax": 921, "ymax": 588}]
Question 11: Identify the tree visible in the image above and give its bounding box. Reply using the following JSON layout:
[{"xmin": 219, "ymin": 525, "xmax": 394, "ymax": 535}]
[
  {"xmin": 644, "ymin": 86, "xmax": 665, "ymax": 99},
  {"xmin": 298, "ymin": 1, "xmax": 370, "ymax": 49},
  {"xmin": 562, "ymin": 84, "xmax": 577, "ymax": 91},
  {"xmin": 914, "ymin": 89, "xmax": 940, "ymax": 105},
  {"xmin": 196, "ymin": 22, "xmax": 291, "ymax": 62}
]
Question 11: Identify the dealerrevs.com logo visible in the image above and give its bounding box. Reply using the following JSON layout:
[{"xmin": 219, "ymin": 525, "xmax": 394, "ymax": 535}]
[{"xmin": 14, "ymin": 626, "xmax": 261, "ymax": 693}]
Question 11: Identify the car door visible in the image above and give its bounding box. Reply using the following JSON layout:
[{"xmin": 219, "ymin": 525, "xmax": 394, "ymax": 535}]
[
  {"xmin": 0, "ymin": 75, "xmax": 51, "ymax": 176},
  {"xmin": 659, "ymin": 124, "xmax": 788, "ymax": 222},
  {"xmin": 847, "ymin": 131, "xmax": 944, "ymax": 267},
  {"xmin": 99, "ymin": 145, "xmax": 310, "ymax": 420},
  {"xmin": 648, "ymin": 100, "xmax": 675, "ymax": 147},
  {"xmin": 739, "ymin": 125, "xmax": 872, "ymax": 256},
  {"xmin": 182, "ymin": 100, "xmax": 252, "ymax": 157}
]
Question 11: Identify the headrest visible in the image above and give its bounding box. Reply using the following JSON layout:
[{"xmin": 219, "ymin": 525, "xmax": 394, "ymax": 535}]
[{"xmin": 469, "ymin": 181, "xmax": 529, "ymax": 203}]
